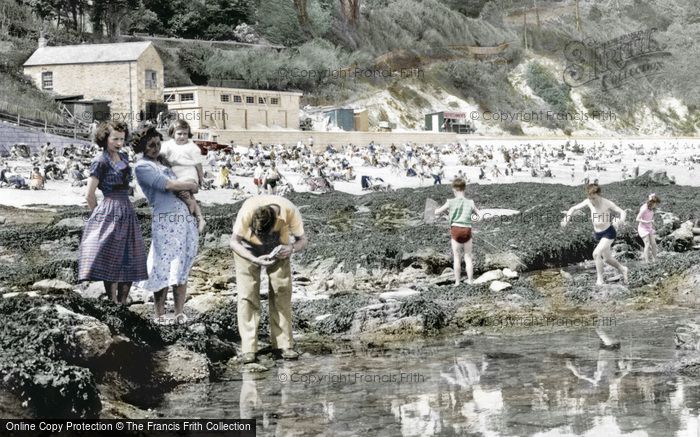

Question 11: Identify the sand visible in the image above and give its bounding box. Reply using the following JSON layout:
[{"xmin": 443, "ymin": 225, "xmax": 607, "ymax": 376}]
[{"xmin": 1, "ymin": 138, "xmax": 698, "ymax": 208}]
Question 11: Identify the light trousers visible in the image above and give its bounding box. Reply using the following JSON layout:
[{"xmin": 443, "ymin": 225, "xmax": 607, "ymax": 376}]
[{"xmin": 234, "ymin": 253, "xmax": 294, "ymax": 354}]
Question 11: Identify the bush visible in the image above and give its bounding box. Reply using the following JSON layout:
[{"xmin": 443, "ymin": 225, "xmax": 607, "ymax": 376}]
[
  {"xmin": 526, "ymin": 62, "xmax": 572, "ymax": 115},
  {"xmin": 254, "ymin": 0, "xmax": 305, "ymax": 46},
  {"xmin": 178, "ymin": 44, "xmax": 214, "ymax": 86}
]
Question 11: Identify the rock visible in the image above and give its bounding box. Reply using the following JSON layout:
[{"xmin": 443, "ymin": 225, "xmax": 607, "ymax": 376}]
[
  {"xmin": 506, "ymin": 293, "xmax": 526, "ymax": 305},
  {"xmin": 38, "ymin": 235, "xmax": 80, "ymax": 260},
  {"xmin": 55, "ymin": 217, "xmax": 85, "ymax": 229},
  {"xmin": 668, "ymin": 221, "xmax": 695, "ymax": 252},
  {"xmin": 474, "ymin": 269, "xmax": 504, "ymax": 284},
  {"xmin": 431, "ymin": 269, "xmax": 455, "ymax": 286},
  {"xmin": 211, "ymin": 275, "xmax": 234, "ymax": 290},
  {"xmin": 0, "ymin": 216, "xmax": 6, "ymax": 225},
  {"xmin": 590, "ymin": 284, "xmax": 629, "ymax": 301},
  {"xmin": 154, "ymin": 345, "xmax": 210, "ymax": 384},
  {"xmin": 0, "ymin": 389, "xmax": 33, "ymax": 418},
  {"xmin": 483, "ymin": 252, "xmax": 524, "ymax": 272},
  {"xmin": 350, "ymin": 301, "xmax": 402, "ymax": 335},
  {"xmin": 188, "ymin": 323, "xmax": 207, "ymax": 335},
  {"xmin": 401, "ymin": 247, "xmax": 450, "ymax": 270},
  {"xmin": 489, "ymin": 281, "xmax": 512, "ymax": 292},
  {"xmin": 32, "ymin": 279, "xmax": 73, "ymax": 292},
  {"xmin": 332, "ymin": 271, "xmax": 356, "ymax": 291},
  {"xmin": 56, "ymin": 267, "xmax": 75, "ymax": 283},
  {"xmin": 675, "ymin": 320, "xmax": 700, "ymax": 350},
  {"xmin": 380, "ymin": 288, "xmax": 420, "ymax": 300},
  {"xmin": 660, "ymin": 212, "xmax": 681, "ymax": 227},
  {"xmin": 398, "ymin": 265, "xmax": 427, "ymax": 283},
  {"xmin": 100, "ymin": 399, "xmax": 155, "ymax": 419},
  {"xmin": 658, "ymin": 212, "xmax": 681, "ymax": 237},
  {"xmin": 375, "ymin": 316, "xmax": 424, "ymax": 335},
  {"xmin": 241, "ymin": 362, "xmax": 269, "ymax": 373},
  {"xmin": 185, "ymin": 294, "xmax": 231, "ymax": 314},
  {"xmin": 693, "ymin": 227, "xmax": 700, "ymax": 236},
  {"xmin": 75, "ymin": 281, "xmax": 107, "ymax": 299},
  {"xmin": 48, "ymin": 305, "xmax": 114, "ymax": 361},
  {"xmin": 650, "ymin": 170, "xmax": 673, "ymax": 185},
  {"xmin": 502, "ymin": 268, "xmax": 519, "ymax": 279},
  {"xmin": 2, "ymin": 291, "xmax": 39, "ymax": 299}
]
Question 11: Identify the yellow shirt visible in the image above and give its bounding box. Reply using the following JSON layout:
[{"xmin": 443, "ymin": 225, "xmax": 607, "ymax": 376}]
[{"xmin": 232, "ymin": 195, "xmax": 305, "ymax": 246}]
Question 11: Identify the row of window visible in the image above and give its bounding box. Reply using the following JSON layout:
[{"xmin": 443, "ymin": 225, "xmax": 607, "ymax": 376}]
[
  {"xmin": 164, "ymin": 93, "xmax": 280, "ymax": 105},
  {"xmin": 40, "ymin": 70, "xmax": 159, "ymax": 91}
]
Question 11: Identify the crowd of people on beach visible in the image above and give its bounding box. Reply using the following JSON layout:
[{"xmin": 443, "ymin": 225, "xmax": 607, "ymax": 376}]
[{"xmin": 3, "ymin": 133, "xmax": 700, "ymax": 196}]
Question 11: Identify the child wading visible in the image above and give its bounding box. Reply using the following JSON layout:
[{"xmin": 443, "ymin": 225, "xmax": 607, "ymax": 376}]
[
  {"xmin": 435, "ymin": 178, "xmax": 480, "ymax": 285},
  {"xmin": 561, "ymin": 183, "xmax": 629, "ymax": 286},
  {"xmin": 636, "ymin": 193, "xmax": 660, "ymax": 263}
]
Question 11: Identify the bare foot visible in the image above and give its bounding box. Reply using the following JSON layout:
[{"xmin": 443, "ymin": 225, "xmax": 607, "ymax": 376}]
[
  {"xmin": 621, "ymin": 265, "xmax": 629, "ymax": 284},
  {"xmin": 197, "ymin": 217, "xmax": 206, "ymax": 234},
  {"xmin": 596, "ymin": 279, "xmax": 605, "ymax": 286},
  {"xmin": 454, "ymin": 280, "xmax": 460, "ymax": 287}
]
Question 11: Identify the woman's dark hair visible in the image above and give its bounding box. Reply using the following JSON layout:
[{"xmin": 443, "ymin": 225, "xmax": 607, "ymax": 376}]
[
  {"xmin": 168, "ymin": 119, "xmax": 193, "ymax": 138},
  {"xmin": 94, "ymin": 121, "xmax": 128, "ymax": 150},
  {"xmin": 251, "ymin": 206, "xmax": 276, "ymax": 236},
  {"xmin": 131, "ymin": 127, "xmax": 163, "ymax": 154}
]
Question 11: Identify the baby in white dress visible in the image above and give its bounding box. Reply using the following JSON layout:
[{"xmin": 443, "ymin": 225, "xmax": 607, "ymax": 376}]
[{"xmin": 161, "ymin": 120, "xmax": 206, "ymax": 233}]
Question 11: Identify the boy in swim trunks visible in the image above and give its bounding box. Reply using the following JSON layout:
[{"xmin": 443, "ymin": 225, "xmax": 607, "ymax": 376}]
[
  {"xmin": 561, "ymin": 183, "xmax": 628, "ymax": 286},
  {"xmin": 435, "ymin": 178, "xmax": 480, "ymax": 286}
]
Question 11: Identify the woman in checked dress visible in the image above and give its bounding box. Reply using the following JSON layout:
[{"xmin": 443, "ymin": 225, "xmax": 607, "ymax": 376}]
[{"xmin": 78, "ymin": 121, "xmax": 148, "ymax": 303}]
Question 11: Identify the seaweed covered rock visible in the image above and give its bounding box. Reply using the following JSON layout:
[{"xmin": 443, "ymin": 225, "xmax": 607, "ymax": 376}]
[
  {"xmin": 622, "ymin": 170, "xmax": 674, "ymax": 186},
  {"xmin": 0, "ymin": 296, "xmax": 102, "ymax": 417},
  {"xmin": 665, "ymin": 221, "xmax": 695, "ymax": 252}
]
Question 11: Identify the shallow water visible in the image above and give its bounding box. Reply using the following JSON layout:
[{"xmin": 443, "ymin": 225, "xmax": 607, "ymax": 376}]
[{"xmin": 158, "ymin": 310, "xmax": 700, "ymax": 436}]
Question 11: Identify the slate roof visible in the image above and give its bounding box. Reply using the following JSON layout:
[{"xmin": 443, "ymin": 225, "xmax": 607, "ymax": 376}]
[{"xmin": 23, "ymin": 41, "xmax": 153, "ymax": 66}]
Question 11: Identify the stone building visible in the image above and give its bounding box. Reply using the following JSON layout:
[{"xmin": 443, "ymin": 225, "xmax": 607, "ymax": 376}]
[
  {"xmin": 164, "ymin": 86, "xmax": 302, "ymax": 132},
  {"xmin": 23, "ymin": 41, "xmax": 164, "ymax": 128}
]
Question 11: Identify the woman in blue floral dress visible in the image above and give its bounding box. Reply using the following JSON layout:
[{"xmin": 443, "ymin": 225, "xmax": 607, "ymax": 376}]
[{"xmin": 132, "ymin": 127, "xmax": 199, "ymax": 323}]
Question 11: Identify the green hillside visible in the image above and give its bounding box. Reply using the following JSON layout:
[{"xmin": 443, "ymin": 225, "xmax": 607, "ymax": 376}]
[{"xmin": 1, "ymin": 0, "xmax": 699, "ymax": 134}]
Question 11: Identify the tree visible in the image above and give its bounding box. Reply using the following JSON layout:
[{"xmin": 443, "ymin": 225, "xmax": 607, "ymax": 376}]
[
  {"xmin": 293, "ymin": 0, "xmax": 309, "ymax": 27},
  {"xmin": 91, "ymin": 0, "xmax": 139, "ymax": 38},
  {"xmin": 339, "ymin": 0, "xmax": 360, "ymax": 26}
]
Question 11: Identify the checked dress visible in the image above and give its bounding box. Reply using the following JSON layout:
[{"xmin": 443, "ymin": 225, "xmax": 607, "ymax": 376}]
[{"xmin": 78, "ymin": 151, "xmax": 148, "ymax": 282}]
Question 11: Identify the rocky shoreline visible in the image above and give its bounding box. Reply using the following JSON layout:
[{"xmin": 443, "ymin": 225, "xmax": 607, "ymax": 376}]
[{"xmin": 1, "ymin": 173, "xmax": 699, "ymax": 418}]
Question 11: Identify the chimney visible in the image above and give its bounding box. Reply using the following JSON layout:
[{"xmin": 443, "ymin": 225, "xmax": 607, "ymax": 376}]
[{"xmin": 38, "ymin": 31, "xmax": 46, "ymax": 48}]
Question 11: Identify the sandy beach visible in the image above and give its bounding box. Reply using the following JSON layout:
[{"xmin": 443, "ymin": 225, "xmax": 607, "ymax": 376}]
[{"xmin": 2, "ymin": 138, "xmax": 699, "ymax": 208}]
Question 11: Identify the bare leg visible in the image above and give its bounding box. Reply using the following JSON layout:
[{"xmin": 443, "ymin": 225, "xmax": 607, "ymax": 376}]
[
  {"xmin": 600, "ymin": 239, "xmax": 627, "ymax": 284},
  {"xmin": 649, "ymin": 235, "xmax": 658, "ymax": 261},
  {"xmin": 103, "ymin": 281, "xmax": 118, "ymax": 303},
  {"xmin": 592, "ymin": 240, "xmax": 606, "ymax": 285},
  {"xmin": 642, "ymin": 235, "xmax": 651, "ymax": 262},
  {"xmin": 183, "ymin": 193, "xmax": 197, "ymax": 216},
  {"xmin": 173, "ymin": 283, "xmax": 187, "ymax": 318},
  {"xmin": 191, "ymin": 196, "xmax": 206, "ymax": 234},
  {"xmin": 117, "ymin": 282, "xmax": 132, "ymax": 304},
  {"xmin": 463, "ymin": 239, "xmax": 474, "ymax": 283},
  {"xmin": 153, "ymin": 287, "xmax": 168, "ymax": 318},
  {"xmin": 451, "ymin": 239, "xmax": 462, "ymax": 285}
]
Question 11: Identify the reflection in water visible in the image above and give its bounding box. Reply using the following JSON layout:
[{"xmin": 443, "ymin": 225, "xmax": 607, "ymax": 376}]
[{"xmin": 158, "ymin": 312, "xmax": 700, "ymax": 436}]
